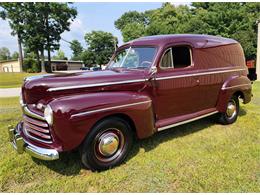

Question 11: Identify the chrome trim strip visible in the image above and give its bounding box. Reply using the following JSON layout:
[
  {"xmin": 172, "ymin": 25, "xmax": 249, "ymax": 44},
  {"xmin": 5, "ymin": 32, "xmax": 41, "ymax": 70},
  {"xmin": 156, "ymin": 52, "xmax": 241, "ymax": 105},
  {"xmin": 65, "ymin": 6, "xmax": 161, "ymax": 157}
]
[
  {"xmin": 47, "ymin": 79, "xmax": 146, "ymax": 92},
  {"xmin": 156, "ymin": 68, "xmax": 246, "ymax": 80},
  {"xmin": 24, "ymin": 127, "xmax": 53, "ymax": 144},
  {"xmin": 71, "ymin": 100, "xmax": 152, "ymax": 118},
  {"xmin": 23, "ymin": 106, "xmax": 45, "ymax": 121},
  {"xmin": 158, "ymin": 111, "xmax": 218, "ymax": 131},
  {"xmin": 221, "ymin": 83, "xmax": 251, "ymax": 90},
  {"xmin": 25, "ymin": 127, "xmax": 51, "ymax": 139}
]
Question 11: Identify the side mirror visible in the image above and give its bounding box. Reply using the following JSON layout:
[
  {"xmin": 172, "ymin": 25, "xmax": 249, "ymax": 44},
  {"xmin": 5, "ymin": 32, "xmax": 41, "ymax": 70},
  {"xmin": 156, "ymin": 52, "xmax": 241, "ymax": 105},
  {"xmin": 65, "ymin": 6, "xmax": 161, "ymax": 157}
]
[{"xmin": 150, "ymin": 66, "xmax": 157, "ymax": 76}]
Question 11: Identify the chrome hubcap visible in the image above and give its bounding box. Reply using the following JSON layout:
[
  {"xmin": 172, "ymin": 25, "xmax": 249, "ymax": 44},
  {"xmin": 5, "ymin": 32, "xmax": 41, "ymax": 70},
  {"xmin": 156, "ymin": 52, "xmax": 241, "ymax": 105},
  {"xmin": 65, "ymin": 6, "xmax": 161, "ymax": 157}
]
[
  {"xmin": 98, "ymin": 133, "xmax": 119, "ymax": 156},
  {"xmin": 226, "ymin": 100, "xmax": 237, "ymax": 118},
  {"xmin": 94, "ymin": 129, "xmax": 125, "ymax": 162}
]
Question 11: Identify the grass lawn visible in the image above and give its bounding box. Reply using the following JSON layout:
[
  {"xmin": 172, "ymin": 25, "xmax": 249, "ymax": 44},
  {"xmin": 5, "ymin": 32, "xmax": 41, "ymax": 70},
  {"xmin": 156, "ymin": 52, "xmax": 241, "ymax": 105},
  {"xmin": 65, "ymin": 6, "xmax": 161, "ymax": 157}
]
[
  {"xmin": 0, "ymin": 82, "xmax": 259, "ymax": 192},
  {"xmin": 0, "ymin": 72, "xmax": 42, "ymax": 88}
]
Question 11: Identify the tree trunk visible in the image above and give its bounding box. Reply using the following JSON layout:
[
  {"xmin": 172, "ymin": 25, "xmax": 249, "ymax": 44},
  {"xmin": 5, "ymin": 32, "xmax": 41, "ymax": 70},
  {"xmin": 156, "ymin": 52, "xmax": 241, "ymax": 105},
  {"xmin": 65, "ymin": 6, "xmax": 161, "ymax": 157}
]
[
  {"xmin": 40, "ymin": 49, "xmax": 46, "ymax": 73},
  {"xmin": 35, "ymin": 50, "xmax": 40, "ymax": 72},
  {"xmin": 47, "ymin": 48, "xmax": 51, "ymax": 72},
  {"xmin": 17, "ymin": 34, "xmax": 23, "ymax": 72},
  {"xmin": 45, "ymin": 3, "xmax": 51, "ymax": 72}
]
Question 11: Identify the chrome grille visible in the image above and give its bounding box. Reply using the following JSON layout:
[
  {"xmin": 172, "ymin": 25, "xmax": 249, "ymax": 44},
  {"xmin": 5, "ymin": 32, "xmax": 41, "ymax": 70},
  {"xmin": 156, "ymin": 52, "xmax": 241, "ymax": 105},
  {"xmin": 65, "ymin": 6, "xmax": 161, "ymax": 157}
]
[{"xmin": 23, "ymin": 114, "xmax": 53, "ymax": 144}]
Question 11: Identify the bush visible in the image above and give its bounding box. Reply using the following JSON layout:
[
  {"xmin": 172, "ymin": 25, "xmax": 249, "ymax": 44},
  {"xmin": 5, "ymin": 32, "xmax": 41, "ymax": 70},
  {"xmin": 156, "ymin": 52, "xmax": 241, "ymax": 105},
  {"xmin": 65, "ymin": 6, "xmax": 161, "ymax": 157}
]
[{"xmin": 23, "ymin": 57, "xmax": 40, "ymax": 73}]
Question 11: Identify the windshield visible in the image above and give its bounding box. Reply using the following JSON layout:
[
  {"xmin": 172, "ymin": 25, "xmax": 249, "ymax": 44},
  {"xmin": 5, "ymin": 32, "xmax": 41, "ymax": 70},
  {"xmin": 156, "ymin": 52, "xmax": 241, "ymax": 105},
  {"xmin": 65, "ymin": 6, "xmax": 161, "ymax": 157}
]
[{"xmin": 107, "ymin": 47, "xmax": 156, "ymax": 70}]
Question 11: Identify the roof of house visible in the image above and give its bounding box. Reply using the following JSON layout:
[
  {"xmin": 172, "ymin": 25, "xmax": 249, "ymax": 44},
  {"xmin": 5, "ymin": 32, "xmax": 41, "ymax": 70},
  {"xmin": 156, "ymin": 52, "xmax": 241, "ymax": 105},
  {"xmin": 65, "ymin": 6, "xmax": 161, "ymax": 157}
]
[
  {"xmin": 0, "ymin": 59, "xmax": 19, "ymax": 63},
  {"xmin": 47, "ymin": 60, "xmax": 83, "ymax": 63}
]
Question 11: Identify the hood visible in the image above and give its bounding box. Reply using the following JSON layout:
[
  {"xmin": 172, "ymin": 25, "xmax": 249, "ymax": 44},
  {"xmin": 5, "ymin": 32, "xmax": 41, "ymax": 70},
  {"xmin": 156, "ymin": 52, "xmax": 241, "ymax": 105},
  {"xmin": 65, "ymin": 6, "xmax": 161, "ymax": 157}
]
[{"xmin": 22, "ymin": 69, "xmax": 148, "ymax": 104}]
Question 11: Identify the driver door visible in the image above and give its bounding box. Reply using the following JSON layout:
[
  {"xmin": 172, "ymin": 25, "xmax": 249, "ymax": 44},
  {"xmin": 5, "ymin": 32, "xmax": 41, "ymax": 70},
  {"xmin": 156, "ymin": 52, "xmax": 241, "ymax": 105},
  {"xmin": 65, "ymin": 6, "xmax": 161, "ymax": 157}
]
[{"xmin": 153, "ymin": 45, "xmax": 204, "ymax": 121}]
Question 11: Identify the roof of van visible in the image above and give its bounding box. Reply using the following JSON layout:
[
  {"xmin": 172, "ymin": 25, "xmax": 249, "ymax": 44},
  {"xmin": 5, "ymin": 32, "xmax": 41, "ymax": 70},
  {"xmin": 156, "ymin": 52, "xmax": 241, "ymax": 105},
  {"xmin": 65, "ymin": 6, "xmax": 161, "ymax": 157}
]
[{"xmin": 122, "ymin": 34, "xmax": 238, "ymax": 49}]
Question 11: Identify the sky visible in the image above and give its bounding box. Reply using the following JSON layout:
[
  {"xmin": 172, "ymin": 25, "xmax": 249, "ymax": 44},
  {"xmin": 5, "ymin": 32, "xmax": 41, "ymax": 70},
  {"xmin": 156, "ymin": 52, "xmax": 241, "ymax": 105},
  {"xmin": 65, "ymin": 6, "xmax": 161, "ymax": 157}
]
[{"xmin": 0, "ymin": 2, "xmax": 189, "ymax": 59}]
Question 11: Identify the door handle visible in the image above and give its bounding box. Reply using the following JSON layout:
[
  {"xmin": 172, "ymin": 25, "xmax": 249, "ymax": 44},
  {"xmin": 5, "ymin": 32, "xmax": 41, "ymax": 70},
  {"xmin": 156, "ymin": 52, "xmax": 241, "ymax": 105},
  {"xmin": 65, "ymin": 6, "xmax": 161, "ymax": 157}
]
[{"xmin": 194, "ymin": 77, "xmax": 200, "ymax": 85}]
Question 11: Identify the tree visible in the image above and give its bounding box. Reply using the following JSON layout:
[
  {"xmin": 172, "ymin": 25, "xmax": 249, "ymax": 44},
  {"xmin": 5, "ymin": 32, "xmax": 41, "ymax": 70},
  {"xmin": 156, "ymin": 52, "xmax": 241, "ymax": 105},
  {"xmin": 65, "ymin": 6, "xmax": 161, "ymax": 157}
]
[
  {"xmin": 115, "ymin": 3, "xmax": 191, "ymax": 42},
  {"xmin": 11, "ymin": 51, "xmax": 19, "ymax": 59},
  {"xmin": 115, "ymin": 2, "xmax": 260, "ymax": 59},
  {"xmin": 70, "ymin": 40, "xmax": 83, "ymax": 60},
  {"xmin": 52, "ymin": 50, "xmax": 67, "ymax": 60},
  {"xmin": 81, "ymin": 50, "xmax": 95, "ymax": 66},
  {"xmin": 0, "ymin": 47, "xmax": 11, "ymax": 61},
  {"xmin": 83, "ymin": 31, "xmax": 118, "ymax": 67},
  {"xmin": 0, "ymin": 3, "xmax": 25, "ymax": 71},
  {"xmin": 0, "ymin": 3, "xmax": 77, "ymax": 72},
  {"xmin": 188, "ymin": 2, "xmax": 260, "ymax": 59}
]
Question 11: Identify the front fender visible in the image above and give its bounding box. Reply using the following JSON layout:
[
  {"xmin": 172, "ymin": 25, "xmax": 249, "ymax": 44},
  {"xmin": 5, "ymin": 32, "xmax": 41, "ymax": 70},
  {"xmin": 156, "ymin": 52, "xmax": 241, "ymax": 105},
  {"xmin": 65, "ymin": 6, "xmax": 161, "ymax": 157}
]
[{"xmin": 49, "ymin": 91, "xmax": 155, "ymax": 151}]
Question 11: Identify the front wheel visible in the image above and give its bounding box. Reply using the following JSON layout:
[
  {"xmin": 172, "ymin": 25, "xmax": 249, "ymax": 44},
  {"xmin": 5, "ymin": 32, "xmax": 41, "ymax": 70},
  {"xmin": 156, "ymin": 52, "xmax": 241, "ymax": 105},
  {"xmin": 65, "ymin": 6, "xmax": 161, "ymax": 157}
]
[
  {"xmin": 218, "ymin": 95, "xmax": 239, "ymax": 125},
  {"xmin": 80, "ymin": 117, "xmax": 133, "ymax": 171}
]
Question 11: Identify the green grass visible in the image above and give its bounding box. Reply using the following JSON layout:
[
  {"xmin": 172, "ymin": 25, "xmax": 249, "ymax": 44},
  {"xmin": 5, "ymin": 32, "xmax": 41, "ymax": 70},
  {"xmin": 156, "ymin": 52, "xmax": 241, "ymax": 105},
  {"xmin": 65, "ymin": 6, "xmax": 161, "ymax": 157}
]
[
  {"xmin": 0, "ymin": 73, "xmax": 42, "ymax": 88},
  {"xmin": 0, "ymin": 83, "xmax": 259, "ymax": 192}
]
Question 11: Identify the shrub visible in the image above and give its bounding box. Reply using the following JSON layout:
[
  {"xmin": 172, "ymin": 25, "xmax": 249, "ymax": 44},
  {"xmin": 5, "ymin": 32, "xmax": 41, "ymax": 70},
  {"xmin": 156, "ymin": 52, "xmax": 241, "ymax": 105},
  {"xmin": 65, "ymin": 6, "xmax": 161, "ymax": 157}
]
[{"xmin": 23, "ymin": 57, "xmax": 40, "ymax": 73}]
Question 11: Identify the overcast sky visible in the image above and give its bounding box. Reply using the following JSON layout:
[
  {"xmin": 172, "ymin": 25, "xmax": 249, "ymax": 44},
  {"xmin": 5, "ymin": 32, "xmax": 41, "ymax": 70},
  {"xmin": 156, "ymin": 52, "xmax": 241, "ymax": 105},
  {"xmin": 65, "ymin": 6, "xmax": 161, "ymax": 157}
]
[{"xmin": 0, "ymin": 2, "xmax": 189, "ymax": 59}]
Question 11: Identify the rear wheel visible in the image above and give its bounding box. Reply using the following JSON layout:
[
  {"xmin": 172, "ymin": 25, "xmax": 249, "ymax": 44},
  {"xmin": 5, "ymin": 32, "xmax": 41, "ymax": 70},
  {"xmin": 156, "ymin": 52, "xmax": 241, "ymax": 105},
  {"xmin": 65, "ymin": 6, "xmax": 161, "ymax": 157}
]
[
  {"xmin": 80, "ymin": 117, "xmax": 133, "ymax": 171},
  {"xmin": 218, "ymin": 95, "xmax": 239, "ymax": 125}
]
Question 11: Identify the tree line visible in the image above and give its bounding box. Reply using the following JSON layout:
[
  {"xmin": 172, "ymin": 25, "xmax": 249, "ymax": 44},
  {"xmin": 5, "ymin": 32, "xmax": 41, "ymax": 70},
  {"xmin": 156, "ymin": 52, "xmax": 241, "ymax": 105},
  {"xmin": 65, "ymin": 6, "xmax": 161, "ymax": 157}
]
[
  {"xmin": 115, "ymin": 2, "xmax": 260, "ymax": 60},
  {"xmin": 1, "ymin": 2, "xmax": 259, "ymax": 73}
]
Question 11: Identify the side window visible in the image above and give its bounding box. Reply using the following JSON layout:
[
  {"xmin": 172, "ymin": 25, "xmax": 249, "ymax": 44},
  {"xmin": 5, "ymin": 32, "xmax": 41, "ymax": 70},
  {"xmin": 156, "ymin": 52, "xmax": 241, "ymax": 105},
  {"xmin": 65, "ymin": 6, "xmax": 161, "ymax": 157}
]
[
  {"xmin": 172, "ymin": 46, "xmax": 191, "ymax": 68},
  {"xmin": 160, "ymin": 46, "xmax": 192, "ymax": 69}
]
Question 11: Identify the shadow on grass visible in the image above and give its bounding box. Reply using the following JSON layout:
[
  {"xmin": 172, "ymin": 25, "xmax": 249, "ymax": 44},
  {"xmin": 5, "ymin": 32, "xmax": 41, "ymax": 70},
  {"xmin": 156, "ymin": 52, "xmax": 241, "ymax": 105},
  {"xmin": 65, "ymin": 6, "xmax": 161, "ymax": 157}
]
[{"xmin": 32, "ymin": 108, "xmax": 247, "ymax": 175}]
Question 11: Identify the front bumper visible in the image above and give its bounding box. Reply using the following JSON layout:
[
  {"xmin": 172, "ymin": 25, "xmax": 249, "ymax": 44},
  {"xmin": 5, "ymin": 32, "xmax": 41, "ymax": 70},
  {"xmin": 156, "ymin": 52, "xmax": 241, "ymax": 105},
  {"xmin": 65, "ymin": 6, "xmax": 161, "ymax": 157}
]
[{"xmin": 8, "ymin": 123, "xmax": 59, "ymax": 161}]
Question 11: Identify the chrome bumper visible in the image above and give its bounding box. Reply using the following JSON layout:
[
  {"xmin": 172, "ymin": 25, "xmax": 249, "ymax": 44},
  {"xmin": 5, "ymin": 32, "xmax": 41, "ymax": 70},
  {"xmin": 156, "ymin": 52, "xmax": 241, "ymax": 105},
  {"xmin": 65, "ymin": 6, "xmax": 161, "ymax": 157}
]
[{"xmin": 8, "ymin": 123, "xmax": 59, "ymax": 161}]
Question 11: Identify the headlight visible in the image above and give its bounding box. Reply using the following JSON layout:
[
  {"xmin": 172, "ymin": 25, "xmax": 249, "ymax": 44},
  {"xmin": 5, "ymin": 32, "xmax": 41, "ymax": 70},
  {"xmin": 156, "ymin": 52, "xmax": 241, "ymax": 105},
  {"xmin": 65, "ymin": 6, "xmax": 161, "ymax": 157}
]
[{"xmin": 44, "ymin": 105, "xmax": 53, "ymax": 125}]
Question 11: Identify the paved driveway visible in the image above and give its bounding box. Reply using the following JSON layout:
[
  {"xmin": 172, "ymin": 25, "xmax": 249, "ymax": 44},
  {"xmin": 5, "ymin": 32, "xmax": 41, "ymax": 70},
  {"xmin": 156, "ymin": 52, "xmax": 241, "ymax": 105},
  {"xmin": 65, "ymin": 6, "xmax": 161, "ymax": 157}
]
[{"xmin": 0, "ymin": 88, "xmax": 20, "ymax": 97}]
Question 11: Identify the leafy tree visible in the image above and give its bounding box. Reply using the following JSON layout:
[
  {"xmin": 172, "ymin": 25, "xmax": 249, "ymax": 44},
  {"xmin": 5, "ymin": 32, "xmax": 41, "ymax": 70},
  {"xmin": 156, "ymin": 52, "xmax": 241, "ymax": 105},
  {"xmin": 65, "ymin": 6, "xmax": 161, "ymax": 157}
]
[
  {"xmin": 114, "ymin": 11, "xmax": 147, "ymax": 31},
  {"xmin": 0, "ymin": 3, "xmax": 25, "ymax": 71},
  {"xmin": 52, "ymin": 50, "xmax": 67, "ymax": 60},
  {"xmin": 0, "ymin": 3, "xmax": 77, "ymax": 72},
  {"xmin": 84, "ymin": 31, "xmax": 118, "ymax": 67},
  {"xmin": 11, "ymin": 51, "xmax": 19, "ymax": 59},
  {"xmin": 115, "ymin": 2, "xmax": 260, "ymax": 59},
  {"xmin": 81, "ymin": 50, "xmax": 95, "ymax": 66},
  {"xmin": 0, "ymin": 47, "xmax": 11, "ymax": 61},
  {"xmin": 70, "ymin": 40, "xmax": 83, "ymax": 60},
  {"xmin": 188, "ymin": 2, "xmax": 260, "ymax": 59}
]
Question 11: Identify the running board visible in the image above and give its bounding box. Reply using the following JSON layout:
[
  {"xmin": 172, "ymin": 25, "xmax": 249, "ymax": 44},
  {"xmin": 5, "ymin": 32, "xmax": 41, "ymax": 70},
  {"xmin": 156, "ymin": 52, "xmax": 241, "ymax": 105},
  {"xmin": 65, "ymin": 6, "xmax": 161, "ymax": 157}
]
[{"xmin": 157, "ymin": 111, "xmax": 218, "ymax": 132}]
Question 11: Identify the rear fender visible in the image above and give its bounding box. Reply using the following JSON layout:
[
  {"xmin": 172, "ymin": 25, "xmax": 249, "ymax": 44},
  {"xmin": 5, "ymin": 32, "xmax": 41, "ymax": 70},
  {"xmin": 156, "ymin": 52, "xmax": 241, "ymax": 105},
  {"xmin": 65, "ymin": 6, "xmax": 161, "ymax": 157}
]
[{"xmin": 216, "ymin": 75, "xmax": 252, "ymax": 112}]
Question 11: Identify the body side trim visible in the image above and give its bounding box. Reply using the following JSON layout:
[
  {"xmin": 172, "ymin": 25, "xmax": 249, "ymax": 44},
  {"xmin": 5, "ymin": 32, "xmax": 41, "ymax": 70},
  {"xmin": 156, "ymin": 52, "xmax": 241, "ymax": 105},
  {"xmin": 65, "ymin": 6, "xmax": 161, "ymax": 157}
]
[
  {"xmin": 71, "ymin": 100, "xmax": 152, "ymax": 118},
  {"xmin": 158, "ymin": 111, "xmax": 218, "ymax": 131},
  {"xmin": 156, "ymin": 68, "xmax": 246, "ymax": 80},
  {"xmin": 221, "ymin": 83, "xmax": 251, "ymax": 90},
  {"xmin": 47, "ymin": 79, "xmax": 146, "ymax": 92},
  {"xmin": 23, "ymin": 106, "xmax": 45, "ymax": 121}
]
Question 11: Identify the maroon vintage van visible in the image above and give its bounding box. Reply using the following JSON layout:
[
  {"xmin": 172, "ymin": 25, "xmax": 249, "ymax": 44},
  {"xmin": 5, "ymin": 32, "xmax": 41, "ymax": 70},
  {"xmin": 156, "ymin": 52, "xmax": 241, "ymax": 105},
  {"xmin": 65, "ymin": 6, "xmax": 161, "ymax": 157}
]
[{"xmin": 8, "ymin": 34, "xmax": 252, "ymax": 171}]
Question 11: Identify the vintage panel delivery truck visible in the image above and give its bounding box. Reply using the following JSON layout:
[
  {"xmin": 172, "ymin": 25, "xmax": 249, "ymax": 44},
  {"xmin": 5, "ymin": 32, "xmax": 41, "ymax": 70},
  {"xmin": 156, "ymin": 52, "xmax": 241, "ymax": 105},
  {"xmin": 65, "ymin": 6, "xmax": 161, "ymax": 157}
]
[{"xmin": 8, "ymin": 34, "xmax": 252, "ymax": 171}]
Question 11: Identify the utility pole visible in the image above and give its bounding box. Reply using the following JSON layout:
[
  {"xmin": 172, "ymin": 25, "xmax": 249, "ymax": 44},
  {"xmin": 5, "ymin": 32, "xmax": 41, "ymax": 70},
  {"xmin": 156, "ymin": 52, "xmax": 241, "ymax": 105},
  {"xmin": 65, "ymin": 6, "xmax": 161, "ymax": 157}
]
[{"xmin": 256, "ymin": 20, "xmax": 260, "ymax": 81}]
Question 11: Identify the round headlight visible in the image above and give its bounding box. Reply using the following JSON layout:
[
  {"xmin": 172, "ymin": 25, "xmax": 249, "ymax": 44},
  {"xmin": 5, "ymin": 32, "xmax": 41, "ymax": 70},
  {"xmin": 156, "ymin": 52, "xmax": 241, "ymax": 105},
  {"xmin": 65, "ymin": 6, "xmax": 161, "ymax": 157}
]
[{"xmin": 44, "ymin": 105, "xmax": 53, "ymax": 125}]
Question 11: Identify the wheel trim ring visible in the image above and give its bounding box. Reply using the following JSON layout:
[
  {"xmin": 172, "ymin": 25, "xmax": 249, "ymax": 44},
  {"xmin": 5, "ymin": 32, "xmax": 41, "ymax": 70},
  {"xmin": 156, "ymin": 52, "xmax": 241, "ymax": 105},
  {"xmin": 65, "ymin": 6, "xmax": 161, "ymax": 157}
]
[{"xmin": 94, "ymin": 128, "xmax": 125, "ymax": 163}]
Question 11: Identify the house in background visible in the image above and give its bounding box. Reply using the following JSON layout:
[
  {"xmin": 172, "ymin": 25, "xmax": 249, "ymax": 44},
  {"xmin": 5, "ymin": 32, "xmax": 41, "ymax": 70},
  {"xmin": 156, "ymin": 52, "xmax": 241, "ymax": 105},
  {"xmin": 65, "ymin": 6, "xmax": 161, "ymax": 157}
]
[
  {"xmin": 0, "ymin": 59, "xmax": 84, "ymax": 72},
  {"xmin": 49, "ymin": 60, "xmax": 84, "ymax": 71},
  {"xmin": 0, "ymin": 59, "xmax": 21, "ymax": 72}
]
